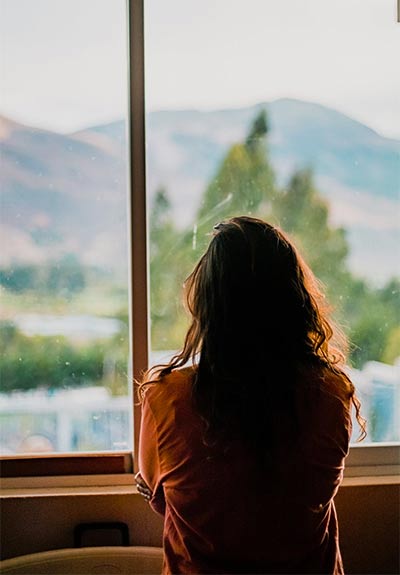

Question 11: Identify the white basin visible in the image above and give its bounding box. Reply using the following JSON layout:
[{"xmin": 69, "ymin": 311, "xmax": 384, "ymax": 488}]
[{"xmin": 0, "ymin": 546, "xmax": 163, "ymax": 574}]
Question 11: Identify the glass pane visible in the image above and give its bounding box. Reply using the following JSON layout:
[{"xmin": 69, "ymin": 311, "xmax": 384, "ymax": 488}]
[
  {"xmin": 0, "ymin": 0, "xmax": 132, "ymax": 453},
  {"xmin": 145, "ymin": 0, "xmax": 399, "ymax": 444}
]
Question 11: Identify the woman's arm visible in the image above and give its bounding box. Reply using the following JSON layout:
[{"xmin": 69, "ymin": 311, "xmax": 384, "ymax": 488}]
[
  {"xmin": 300, "ymin": 391, "xmax": 352, "ymax": 507},
  {"xmin": 138, "ymin": 392, "xmax": 166, "ymax": 515}
]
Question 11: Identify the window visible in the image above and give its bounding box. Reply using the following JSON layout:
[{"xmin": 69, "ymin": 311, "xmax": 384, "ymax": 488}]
[
  {"xmin": 0, "ymin": 0, "xmax": 134, "ymax": 457},
  {"xmin": 145, "ymin": 0, "xmax": 400, "ymax": 446},
  {"xmin": 0, "ymin": 0, "xmax": 398, "ymax": 480}
]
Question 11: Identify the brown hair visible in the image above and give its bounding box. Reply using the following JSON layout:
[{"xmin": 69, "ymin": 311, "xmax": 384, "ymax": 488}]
[{"xmin": 140, "ymin": 216, "xmax": 366, "ymax": 456}]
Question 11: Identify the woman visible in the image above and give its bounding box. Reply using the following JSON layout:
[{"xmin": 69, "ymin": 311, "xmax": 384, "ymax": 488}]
[{"xmin": 136, "ymin": 216, "xmax": 365, "ymax": 574}]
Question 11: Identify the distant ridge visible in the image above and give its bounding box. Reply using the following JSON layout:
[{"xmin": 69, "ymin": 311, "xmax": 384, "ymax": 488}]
[{"xmin": 1, "ymin": 98, "xmax": 399, "ymax": 281}]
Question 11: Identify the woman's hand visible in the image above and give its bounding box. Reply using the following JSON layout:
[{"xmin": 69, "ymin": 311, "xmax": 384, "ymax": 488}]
[{"xmin": 135, "ymin": 471, "xmax": 152, "ymax": 502}]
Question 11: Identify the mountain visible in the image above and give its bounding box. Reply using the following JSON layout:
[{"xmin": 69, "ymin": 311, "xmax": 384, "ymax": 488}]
[
  {"xmin": 142, "ymin": 99, "xmax": 399, "ymax": 281},
  {"xmin": 0, "ymin": 115, "xmax": 128, "ymax": 270},
  {"xmin": 0, "ymin": 99, "xmax": 399, "ymax": 281}
]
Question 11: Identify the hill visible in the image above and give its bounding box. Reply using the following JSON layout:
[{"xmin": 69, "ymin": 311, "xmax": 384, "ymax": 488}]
[
  {"xmin": 1, "ymin": 99, "xmax": 398, "ymax": 281},
  {"xmin": 0, "ymin": 115, "xmax": 128, "ymax": 271}
]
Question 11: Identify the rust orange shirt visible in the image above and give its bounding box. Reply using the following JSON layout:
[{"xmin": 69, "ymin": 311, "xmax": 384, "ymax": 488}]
[{"xmin": 139, "ymin": 366, "xmax": 352, "ymax": 574}]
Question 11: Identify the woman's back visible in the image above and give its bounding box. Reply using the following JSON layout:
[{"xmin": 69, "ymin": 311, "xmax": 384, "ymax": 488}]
[
  {"xmin": 139, "ymin": 363, "xmax": 353, "ymax": 574},
  {"xmin": 138, "ymin": 217, "xmax": 364, "ymax": 574}
]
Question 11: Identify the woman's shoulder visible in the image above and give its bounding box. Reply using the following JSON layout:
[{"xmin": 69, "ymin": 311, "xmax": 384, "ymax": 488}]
[
  {"xmin": 300, "ymin": 362, "xmax": 354, "ymax": 402},
  {"xmin": 299, "ymin": 361, "xmax": 354, "ymax": 405},
  {"xmin": 296, "ymin": 362, "xmax": 354, "ymax": 443},
  {"xmin": 321, "ymin": 366, "xmax": 354, "ymax": 402},
  {"xmin": 142, "ymin": 365, "xmax": 196, "ymax": 403}
]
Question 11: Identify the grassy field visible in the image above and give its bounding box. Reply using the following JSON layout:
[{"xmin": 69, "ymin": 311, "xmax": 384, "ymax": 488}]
[{"xmin": 0, "ymin": 282, "xmax": 129, "ymax": 320}]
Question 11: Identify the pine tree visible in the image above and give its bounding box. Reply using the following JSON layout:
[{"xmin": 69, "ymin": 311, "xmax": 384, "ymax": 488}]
[
  {"xmin": 273, "ymin": 168, "xmax": 349, "ymax": 289},
  {"xmin": 149, "ymin": 187, "xmax": 188, "ymax": 350},
  {"xmin": 272, "ymin": 168, "xmax": 400, "ymax": 367},
  {"xmin": 193, "ymin": 109, "xmax": 276, "ymax": 256},
  {"xmin": 245, "ymin": 108, "xmax": 269, "ymax": 151},
  {"xmin": 147, "ymin": 119, "xmax": 395, "ymax": 369}
]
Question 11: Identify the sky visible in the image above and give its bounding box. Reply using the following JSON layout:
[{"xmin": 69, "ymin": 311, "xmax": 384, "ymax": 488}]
[{"xmin": 1, "ymin": 0, "xmax": 399, "ymax": 137}]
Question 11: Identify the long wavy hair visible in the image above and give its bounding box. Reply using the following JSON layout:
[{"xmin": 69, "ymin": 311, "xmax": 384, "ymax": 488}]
[{"xmin": 140, "ymin": 216, "xmax": 366, "ymax": 458}]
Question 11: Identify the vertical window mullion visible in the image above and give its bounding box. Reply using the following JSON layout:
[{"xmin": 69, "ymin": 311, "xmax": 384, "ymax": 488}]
[{"xmin": 127, "ymin": 0, "xmax": 148, "ymax": 470}]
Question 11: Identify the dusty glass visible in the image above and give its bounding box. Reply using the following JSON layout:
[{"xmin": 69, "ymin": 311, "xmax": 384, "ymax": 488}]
[
  {"xmin": 0, "ymin": 0, "xmax": 132, "ymax": 453},
  {"xmin": 144, "ymin": 0, "xmax": 400, "ymax": 444}
]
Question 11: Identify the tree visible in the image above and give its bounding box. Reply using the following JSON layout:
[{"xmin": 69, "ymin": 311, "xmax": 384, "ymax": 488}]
[
  {"xmin": 245, "ymin": 108, "xmax": 269, "ymax": 151},
  {"xmin": 0, "ymin": 256, "xmax": 86, "ymax": 296},
  {"xmin": 271, "ymin": 168, "xmax": 400, "ymax": 367},
  {"xmin": 150, "ymin": 109, "xmax": 278, "ymax": 351},
  {"xmin": 0, "ymin": 266, "xmax": 38, "ymax": 292},
  {"xmin": 47, "ymin": 254, "xmax": 86, "ymax": 296},
  {"xmin": 194, "ymin": 109, "xmax": 275, "ymax": 257},
  {"xmin": 0, "ymin": 322, "xmax": 105, "ymax": 393},
  {"xmin": 346, "ymin": 277, "xmax": 400, "ymax": 367},
  {"xmin": 272, "ymin": 168, "xmax": 349, "ymax": 291},
  {"xmin": 382, "ymin": 326, "xmax": 400, "ymax": 365},
  {"xmin": 148, "ymin": 114, "xmax": 397, "ymax": 369},
  {"xmin": 149, "ymin": 188, "xmax": 189, "ymax": 350}
]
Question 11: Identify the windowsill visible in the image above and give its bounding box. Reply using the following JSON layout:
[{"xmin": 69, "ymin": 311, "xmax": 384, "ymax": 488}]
[
  {"xmin": 341, "ymin": 475, "xmax": 399, "ymax": 487},
  {"xmin": 1, "ymin": 473, "xmax": 399, "ymax": 500},
  {"xmin": 0, "ymin": 452, "xmax": 133, "ymax": 477},
  {"xmin": 0, "ymin": 473, "xmax": 400, "ymax": 499},
  {"xmin": 1, "ymin": 444, "xmax": 398, "ymax": 498},
  {"xmin": 0, "ymin": 474, "xmax": 138, "ymax": 498},
  {"xmin": 343, "ymin": 443, "xmax": 399, "ymax": 478}
]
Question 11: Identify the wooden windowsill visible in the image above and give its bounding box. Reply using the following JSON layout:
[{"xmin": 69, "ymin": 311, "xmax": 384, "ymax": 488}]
[
  {"xmin": 0, "ymin": 452, "xmax": 133, "ymax": 478},
  {"xmin": 342, "ymin": 474, "xmax": 400, "ymax": 487},
  {"xmin": 1, "ymin": 473, "xmax": 399, "ymax": 501},
  {"xmin": 0, "ymin": 480, "xmax": 139, "ymax": 499}
]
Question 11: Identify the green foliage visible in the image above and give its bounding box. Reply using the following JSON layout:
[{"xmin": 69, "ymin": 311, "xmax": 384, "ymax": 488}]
[
  {"xmin": 382, "ymin": 326, "xmax": 400, "ymax": 364},
  {"xmin": 0, "ymin": 320, "xmax": 129, "ymax": 395},
  {"xmin": 245, "ymin": 109, "xmax": 269, "ymax": 151},
  {"xmin": 149, "ymin": 188, "xmax": 191, "ymax": 350},
  {"xmin": 0, "ymin": 322, "xmax": 101, "ymax": 393},
  {"xmin": 273, "ymin": 168, "xmax": 349, "ymax": 289},
  {"xmin": 148, "ymin": 109, "xmax": 278, "ymax": 350},
  {"xmin": 0, "ymin": 254, "xmax": 86, "ymax": 297},
  {"xmin": 2, "ymin": 110, "xmax": 398, "ymax": 397},
  {"xmin": 271, "ymin": 169, "xmax": 400, "ymax": 367},
  {"xmin": 148, "ymin": 111, "xmax": 399, "ymax": 370},
  {"xmin": 46, "ymin": 254, "xmax": 86, "ymax": 295},
  {"xmin": 0, "ymin": 266, "xmax": 39, "ymax": 293},
  {"xmin": 201, "ymin": 110, "xmax": 274, "ymax": 214},
  {"xmin": 344, "ymin": 278, "xmax": 400, "ymax": 367},
  {"xmin": 195, "ymin": 108, "xmax": 275, "ymax": 257}
]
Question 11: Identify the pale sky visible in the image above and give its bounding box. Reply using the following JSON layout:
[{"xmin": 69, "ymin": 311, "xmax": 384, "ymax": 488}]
[{"xmin": 1, "ymin": 0, "xmax": 399, "ymax": 137}]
